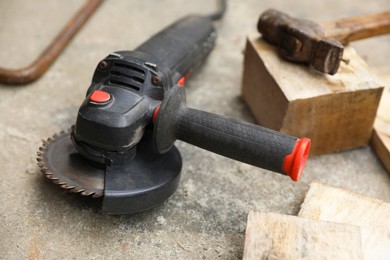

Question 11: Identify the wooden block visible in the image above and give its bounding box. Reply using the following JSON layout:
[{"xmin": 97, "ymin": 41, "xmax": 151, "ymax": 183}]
[
  {"xmin": 371, "ymin": 73, "xmax": 390, "ymax": 174},
  {"xmin": 299, "ymin": 181, "xmax": 390, "ymax": 260},
  {"xmin": 241, "ymin": 34, "xmax": 384, "ymax": 155},
  {"xmin": 243, "ymin": 211, "xmax": 363, "ymax": 260}
]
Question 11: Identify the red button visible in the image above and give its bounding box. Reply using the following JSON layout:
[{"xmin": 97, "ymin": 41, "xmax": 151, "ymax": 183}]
[{"xmin": 90, "ymin": 90, "xmax": 111, "ymax": 103}]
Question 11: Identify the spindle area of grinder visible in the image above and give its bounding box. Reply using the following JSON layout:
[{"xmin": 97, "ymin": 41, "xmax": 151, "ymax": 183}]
[
  {"xmin": 36, "ymin": 47, "xmax": 187, "ymax": 214},
  {"xmin": 38, "ymin": 128, "xmax": 182, "ymax": 215},
  {"xmin": 37, "ymin": 51, "xmax": 186, "ymax": 214}
]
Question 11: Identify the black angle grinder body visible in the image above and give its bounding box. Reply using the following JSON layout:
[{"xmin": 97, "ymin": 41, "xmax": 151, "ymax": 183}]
[{"xmin": 38, "ymin": 15, "xmax": 311, "ymax": 214}]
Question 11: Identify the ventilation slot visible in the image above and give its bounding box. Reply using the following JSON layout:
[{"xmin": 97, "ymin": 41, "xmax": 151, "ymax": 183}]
[
  {"xmin": 109, "ymin": 62, "xmax": 146, "ymax": 91},
  {"xmin": 109, "ymin": 79, "xmax": 140, "ymax": 91},
  {"xmin": 113, "ymin": 63, "xmax": 145, "ymax": 76},
  {"xmin": 111, "ymin": 71, "xmax": 144, "ymax": 84}
]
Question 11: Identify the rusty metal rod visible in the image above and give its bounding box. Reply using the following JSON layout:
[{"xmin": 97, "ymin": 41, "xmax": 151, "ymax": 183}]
[{"xmin": 0, "ymin": 0, "xmax": 103, "ymax": 85}]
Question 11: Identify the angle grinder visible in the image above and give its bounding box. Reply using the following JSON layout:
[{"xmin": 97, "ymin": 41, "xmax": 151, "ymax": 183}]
[{"xmin": 37, "ymin": 3, "xmax": 311, "ymax": 214}]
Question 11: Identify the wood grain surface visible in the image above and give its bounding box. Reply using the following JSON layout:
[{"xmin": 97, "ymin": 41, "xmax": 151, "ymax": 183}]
[
  {"xmin": 241, "ymin": 35, "xmax": 384, "ymax": 154},
  {"xmin": 322, "ymin": 11, "xmax": 390, "ymax": 44},
  {"xmin": 372, "ymin": 72, "xmax": 390, "ymax": 175},
  {"xmin": 243, "ymin": 211, "xmax": 363, "ymax": 260},
  {"xmin": 299, "ymin": 181, "xmax": 390, "ymax": 260}
]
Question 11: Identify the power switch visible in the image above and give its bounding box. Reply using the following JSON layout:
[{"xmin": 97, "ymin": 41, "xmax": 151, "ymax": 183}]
[{"xmin": 89, "ymin": 90, "xmax": 111, "ymax": 104}]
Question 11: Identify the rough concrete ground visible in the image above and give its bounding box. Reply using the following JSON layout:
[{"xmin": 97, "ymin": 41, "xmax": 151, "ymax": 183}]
[{"xmin": 0, "ymin": 0, "xmax": 389, "ymax": 259}]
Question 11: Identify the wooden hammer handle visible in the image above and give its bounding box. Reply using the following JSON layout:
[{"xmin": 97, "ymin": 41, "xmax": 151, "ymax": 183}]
[{"xmin": 321, "ymin": 11, "xmax": 390, "ymax": 44}]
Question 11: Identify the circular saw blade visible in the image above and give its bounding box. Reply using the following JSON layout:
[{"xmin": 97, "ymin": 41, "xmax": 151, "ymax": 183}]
[{"xmin": 37, "ymin": 130, "xmax": 105, "ymax": 198}]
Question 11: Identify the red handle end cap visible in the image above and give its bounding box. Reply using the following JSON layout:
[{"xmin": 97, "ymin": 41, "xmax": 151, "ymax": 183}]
[{"xmin": 282, "ymin": 138, "xmax": 311, "ymax": 182}]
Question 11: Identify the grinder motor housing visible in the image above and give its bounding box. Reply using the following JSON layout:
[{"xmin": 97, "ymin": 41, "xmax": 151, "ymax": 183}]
[{"xmin": 72, "ymin": 15, "xmax": 217, "ymax": 161}]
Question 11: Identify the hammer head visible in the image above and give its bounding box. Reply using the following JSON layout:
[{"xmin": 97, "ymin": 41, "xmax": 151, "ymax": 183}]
[{"xmin": 258, "ymin": 9, "xmax": 344, "ymax": 75}]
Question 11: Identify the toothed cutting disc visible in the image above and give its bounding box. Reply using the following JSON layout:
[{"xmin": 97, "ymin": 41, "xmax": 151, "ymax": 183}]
[{"xmin": 37, "ymin": 130, "xmax": 105, "ymax": 197}]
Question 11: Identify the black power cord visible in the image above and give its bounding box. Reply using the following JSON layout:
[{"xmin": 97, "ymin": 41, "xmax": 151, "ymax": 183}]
[{"xmin": 208, "ymin": 0, "xmax": 227, "ymax": 21}]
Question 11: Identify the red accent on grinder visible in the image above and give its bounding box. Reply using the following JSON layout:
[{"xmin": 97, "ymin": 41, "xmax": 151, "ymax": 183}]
[
  {"xmin": 177, "ymin": 70, "xmax": 191, "ymax": 86},
  {"xmin": 90, "ymin": 90, "xmax": 111, "ymax": 103},
  {"xmin": 153, "ymin": 105, "xmax": 161, "ymax": 123},
  {"xmin": 177, "ymin": 77, "xmax": 185, "ymax": 86},
  {"xmin": 282, "ymin": 138, "xmax": 311, "ymax": 181}
]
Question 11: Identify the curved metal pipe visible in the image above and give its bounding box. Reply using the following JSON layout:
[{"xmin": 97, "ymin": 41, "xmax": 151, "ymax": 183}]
[{"xmin": 0, "ymin": 0, "xmax": 103, "ymax": 85}]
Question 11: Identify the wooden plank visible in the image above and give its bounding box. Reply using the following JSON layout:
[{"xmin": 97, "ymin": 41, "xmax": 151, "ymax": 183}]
[
  {"xmin": 372, "ymin": 72, "xmax": 390, "ymax": 174},
  {"xmin": 243, "ymin": 211, "xmax": 363, "ymax": 260},
  {"xmin": 299, "ymin": 181, "xmax": 390, "ymax": 260},
  {"xmin": 241, "ymin": 35, "xmax": 384, "ymax": 155}
]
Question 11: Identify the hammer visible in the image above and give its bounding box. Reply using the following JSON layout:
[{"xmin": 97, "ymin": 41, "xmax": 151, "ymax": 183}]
[{"xmin": 258, "ymin": 9, "xmax": 390, "ymax": 75}]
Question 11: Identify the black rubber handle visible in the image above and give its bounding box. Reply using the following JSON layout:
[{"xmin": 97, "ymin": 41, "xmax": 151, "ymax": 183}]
[
  {"xmin": 177, "ymin": 107, "xmax": 297, "ymax": 173},
  {"xmin": 154, "ymin": 86, "xmax": 311, "ymax": 181},
  {"xmin": 135, "ymin": 15, "xmax": 216, "ymax": 77}
]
